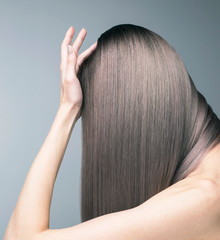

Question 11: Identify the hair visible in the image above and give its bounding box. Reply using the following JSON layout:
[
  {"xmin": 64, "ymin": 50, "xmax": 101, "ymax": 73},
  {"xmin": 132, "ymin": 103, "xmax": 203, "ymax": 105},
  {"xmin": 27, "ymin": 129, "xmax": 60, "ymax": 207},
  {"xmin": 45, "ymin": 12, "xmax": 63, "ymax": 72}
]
[{"xmin": 77, "ymin": 23, "xmax": 220, "ymax": 222}]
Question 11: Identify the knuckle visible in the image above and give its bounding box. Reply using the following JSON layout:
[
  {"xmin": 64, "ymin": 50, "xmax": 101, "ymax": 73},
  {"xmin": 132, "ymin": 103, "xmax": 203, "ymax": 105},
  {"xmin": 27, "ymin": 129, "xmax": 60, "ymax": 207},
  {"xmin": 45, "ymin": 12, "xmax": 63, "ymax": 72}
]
[
  {"xmin": 67, "ymin": 54, "xmax": 75, "ymax": 62},
  {"xmin": 65, "ymin": 75, "xmax": 73, "ymax": 82},
  {"xmin": 65, "ymin": 76, "xmax": 73, "ymax": 84}
]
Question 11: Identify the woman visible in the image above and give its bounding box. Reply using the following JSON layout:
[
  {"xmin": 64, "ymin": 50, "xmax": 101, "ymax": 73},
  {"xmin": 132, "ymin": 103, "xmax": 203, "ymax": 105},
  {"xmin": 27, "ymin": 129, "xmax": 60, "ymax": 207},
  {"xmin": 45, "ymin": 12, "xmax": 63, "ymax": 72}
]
[{"xmin": 4, "ymin": 24, "xmax": 220, "ymax": 240}]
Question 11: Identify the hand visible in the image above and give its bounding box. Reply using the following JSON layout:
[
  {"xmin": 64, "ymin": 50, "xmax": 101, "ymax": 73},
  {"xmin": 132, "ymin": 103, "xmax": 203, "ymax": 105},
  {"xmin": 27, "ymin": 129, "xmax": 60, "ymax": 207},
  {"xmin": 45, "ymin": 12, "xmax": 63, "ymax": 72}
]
[{"xmin": 59, "ymin": 26, "xmax": 97, "ymax": 119}]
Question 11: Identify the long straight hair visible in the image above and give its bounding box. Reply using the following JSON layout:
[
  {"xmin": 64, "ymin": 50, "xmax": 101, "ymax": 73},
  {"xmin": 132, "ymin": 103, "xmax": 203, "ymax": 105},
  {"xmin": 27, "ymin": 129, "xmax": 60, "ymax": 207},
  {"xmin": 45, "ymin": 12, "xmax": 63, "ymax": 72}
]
[{"xmin": 78, "ymin": 24, "xmax": 220, "ymax": 222}]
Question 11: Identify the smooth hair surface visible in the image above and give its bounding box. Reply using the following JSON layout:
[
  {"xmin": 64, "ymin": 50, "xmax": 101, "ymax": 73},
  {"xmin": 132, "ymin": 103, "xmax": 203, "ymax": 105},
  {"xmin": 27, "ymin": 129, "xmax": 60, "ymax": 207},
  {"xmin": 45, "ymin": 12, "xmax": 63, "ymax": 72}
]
[{"xmin": 78, "ymin": 24, "xmax": 220, "ymax": 222}]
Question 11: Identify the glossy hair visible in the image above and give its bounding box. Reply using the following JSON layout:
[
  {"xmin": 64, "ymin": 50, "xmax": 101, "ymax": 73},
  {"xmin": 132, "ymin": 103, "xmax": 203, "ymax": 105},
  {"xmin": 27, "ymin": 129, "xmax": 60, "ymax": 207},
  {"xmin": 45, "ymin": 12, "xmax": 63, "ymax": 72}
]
[{"xmin": 77, "ymin": 23, "xmax": 220, "ymax": 222}]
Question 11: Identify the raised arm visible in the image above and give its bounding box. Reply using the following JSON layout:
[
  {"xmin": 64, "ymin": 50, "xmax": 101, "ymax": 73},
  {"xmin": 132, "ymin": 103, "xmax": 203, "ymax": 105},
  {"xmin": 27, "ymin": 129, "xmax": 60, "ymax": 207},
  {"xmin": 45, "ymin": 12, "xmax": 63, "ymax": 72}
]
[{"xmin": 4, "ymin": 26, "xmax": 97, "ymax": 240}]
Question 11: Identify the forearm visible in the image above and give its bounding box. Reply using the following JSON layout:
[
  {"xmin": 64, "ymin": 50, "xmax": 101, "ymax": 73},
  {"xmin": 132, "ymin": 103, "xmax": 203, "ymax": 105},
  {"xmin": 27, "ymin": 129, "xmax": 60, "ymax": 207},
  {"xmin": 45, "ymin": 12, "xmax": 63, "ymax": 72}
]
[{"xmin": 6, "ymin": 104, "xmax": 78, "ymax": 238}]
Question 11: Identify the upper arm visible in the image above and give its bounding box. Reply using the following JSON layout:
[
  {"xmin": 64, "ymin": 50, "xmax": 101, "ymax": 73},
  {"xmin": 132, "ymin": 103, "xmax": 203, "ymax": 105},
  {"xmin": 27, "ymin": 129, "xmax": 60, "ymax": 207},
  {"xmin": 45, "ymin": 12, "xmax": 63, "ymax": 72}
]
[{"xmin": 32, "ymin": 184, "xmax": 218, "ymax": 240}]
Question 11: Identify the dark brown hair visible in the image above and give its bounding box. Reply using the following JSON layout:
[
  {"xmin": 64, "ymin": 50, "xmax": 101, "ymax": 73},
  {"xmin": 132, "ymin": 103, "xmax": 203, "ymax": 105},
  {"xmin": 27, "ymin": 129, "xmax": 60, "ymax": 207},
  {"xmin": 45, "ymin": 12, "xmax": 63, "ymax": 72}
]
[{"xmin": 77, "ymin": 24, "xmax": 220, "ymax": 222}]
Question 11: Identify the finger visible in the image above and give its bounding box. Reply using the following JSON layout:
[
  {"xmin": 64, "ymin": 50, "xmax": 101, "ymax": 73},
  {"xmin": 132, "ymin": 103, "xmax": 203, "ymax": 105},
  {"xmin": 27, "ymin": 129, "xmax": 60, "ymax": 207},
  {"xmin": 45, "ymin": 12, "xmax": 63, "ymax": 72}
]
[
  {"xmin": 62, "ymin": 26, "xmax": 75, "ymax": 46},
  {"xmin": 60, "ymin": 26, "xmax": 75, "ymax": 71},
  {"xmin": 65, "ymin": 45, "xmax": 77, "ymax": 82},
  {"xmin": 72, "ymin": 28, "xmax": 87, "ymax": 56},
  {"xmin": 77, "ymin": 41, "xmax": 97, "ymax": 67}
]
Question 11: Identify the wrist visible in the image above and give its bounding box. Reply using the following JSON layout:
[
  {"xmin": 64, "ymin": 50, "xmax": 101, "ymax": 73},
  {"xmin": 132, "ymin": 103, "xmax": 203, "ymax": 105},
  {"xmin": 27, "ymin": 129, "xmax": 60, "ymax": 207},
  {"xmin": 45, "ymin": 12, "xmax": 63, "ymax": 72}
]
[{"xmin": 58, "ymin": 103, "xmax": 80, "ymax": 125}]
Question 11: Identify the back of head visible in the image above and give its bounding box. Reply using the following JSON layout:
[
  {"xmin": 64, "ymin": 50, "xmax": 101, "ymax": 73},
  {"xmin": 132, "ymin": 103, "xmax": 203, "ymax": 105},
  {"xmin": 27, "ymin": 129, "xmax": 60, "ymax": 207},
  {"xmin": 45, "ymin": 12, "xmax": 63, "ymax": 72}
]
[{"xmin": 78, "ymin": 23, "xmax": 220, "ymax": 222}]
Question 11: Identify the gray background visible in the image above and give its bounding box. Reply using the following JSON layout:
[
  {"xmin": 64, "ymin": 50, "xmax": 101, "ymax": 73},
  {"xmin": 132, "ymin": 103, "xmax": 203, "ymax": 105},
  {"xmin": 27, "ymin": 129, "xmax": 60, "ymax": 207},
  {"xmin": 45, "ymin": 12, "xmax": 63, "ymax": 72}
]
[{"xmin": 0, "ymin": 0, "xmax": 219, "ymax": 237}]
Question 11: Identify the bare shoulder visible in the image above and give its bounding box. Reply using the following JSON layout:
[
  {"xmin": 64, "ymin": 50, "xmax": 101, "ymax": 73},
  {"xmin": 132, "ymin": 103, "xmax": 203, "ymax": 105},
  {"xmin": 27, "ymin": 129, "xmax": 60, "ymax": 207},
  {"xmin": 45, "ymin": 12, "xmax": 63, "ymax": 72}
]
[
  {"xmin": 32, "ymin": 178, "xmax": 220, "ymax": 240},
  {"xmin": 135, "ymin": 177, "xmax": 220, "ymax": 240}
]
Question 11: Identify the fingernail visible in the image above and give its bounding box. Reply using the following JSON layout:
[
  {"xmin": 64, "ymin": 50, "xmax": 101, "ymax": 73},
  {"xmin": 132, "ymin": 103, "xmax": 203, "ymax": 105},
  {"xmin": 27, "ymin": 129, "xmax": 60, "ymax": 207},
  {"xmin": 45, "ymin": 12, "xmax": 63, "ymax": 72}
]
[{"xmin": 67, "ymin": 45, "xmax": 72, "ymax": 54}]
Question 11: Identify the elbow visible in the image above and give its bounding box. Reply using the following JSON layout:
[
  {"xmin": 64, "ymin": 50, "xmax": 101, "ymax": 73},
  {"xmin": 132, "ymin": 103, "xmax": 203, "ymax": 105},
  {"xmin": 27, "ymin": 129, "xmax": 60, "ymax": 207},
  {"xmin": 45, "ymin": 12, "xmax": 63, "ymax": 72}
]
[
  {"xmin": 4, "ymin": 232, "xmax": 33, "ymax": 240},
  {"xmin": 4, "ymin": 224, "xmax": 34, "ymax": 240},
  {"xmin": 3, "ymin": 227, "xmax": 16, "ymax": 240}
]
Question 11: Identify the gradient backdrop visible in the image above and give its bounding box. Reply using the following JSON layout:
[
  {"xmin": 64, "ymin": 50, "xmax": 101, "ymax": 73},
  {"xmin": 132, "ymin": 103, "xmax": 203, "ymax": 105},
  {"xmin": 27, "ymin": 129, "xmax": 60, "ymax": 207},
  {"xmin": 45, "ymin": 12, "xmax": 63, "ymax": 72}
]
[{"xmin": 0, "ymin": 0, "xmax": 219, "ymax": 237}]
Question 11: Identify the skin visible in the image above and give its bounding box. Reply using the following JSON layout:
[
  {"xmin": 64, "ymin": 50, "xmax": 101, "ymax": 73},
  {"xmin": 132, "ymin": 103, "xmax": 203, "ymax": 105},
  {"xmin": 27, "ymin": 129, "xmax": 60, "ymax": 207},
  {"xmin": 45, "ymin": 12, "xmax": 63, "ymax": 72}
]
[{"xmin": 3, "ymin": 26, "xmax": 220, "ymax": 240}]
